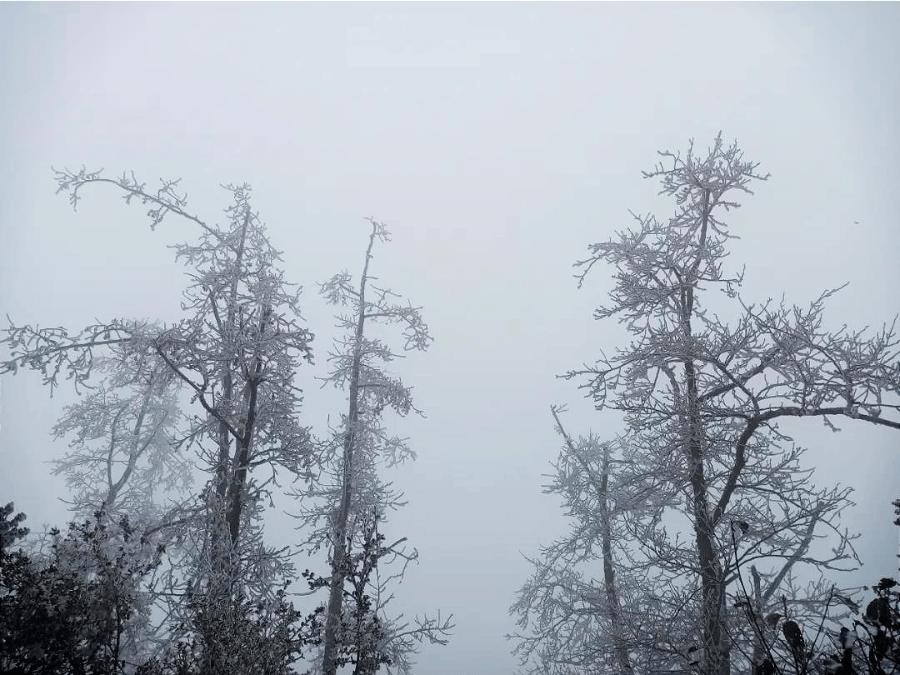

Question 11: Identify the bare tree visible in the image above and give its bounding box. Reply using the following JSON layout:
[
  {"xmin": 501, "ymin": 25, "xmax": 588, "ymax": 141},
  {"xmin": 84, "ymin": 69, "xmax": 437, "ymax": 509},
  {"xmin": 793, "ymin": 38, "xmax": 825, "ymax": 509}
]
[
  {"xmin": 50, "ymin": 346, "xmax": 189, "ymax": 522},
  {"xmin": 512, "ymin": 136, "xmax": 900, "ymax": 675},
  {"xmin": 2, "ymin": 168, "xmax": 316, "ymax": 606},
  {"xmin": 510, "ymin": 405, "xmax": 634, "ymax": 675},
  {"xmin": 291, "ymin": 219, "xmax": 451, "ymax": 674},
  {"xmin": 513, "ymin": 410, "xmax": 860, "ymax": 675},
  {"xmin": 43, "ymin": 344, "xmax": 200, "ymax": 660}
]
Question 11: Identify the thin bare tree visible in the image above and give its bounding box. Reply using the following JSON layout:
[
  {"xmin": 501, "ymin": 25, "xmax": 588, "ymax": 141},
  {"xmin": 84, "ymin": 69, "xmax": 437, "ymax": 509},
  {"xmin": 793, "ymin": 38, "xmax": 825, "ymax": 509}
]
[{"xmin": 291, "ymin": 219, "xmax": 451, "ymax": 674}]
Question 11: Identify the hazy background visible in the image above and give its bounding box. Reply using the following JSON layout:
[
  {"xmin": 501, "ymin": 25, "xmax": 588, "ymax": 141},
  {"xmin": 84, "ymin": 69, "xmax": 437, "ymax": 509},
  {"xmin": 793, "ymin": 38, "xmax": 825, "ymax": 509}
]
[{"xmin": 1, "ymin": 4, "xmax": 899, "ymax": 674}]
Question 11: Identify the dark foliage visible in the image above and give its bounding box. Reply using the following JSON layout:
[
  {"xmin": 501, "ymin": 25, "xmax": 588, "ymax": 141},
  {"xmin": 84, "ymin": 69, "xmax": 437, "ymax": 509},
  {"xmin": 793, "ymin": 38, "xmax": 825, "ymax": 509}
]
[
  {"xmin": 1, "ymin": 504, "xmax": 161, "ymax": 675},
  {"xmin": 750, "ymin": 577, "xmax": 899, "ymax": 675},
  {"xmin": 303, "ymin": 510, "xmax": 392, "ymax": 675},
  {"xmin": 135, "ymin": 589, "xmax": 322, "ymax": 675}
]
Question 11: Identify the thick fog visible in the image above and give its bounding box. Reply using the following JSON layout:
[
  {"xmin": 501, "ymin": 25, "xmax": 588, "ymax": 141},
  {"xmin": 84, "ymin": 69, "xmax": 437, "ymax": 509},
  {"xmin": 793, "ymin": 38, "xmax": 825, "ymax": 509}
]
[{"xmin": 1, "ymin": 4, "xmax": 898, "ymax": 674}]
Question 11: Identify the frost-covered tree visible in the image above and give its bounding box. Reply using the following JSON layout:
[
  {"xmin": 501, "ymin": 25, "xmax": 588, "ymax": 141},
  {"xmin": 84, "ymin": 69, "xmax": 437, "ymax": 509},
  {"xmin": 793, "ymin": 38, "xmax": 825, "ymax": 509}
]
[
  {"xmin": 512, "ymin": 407, "xmax": 858, "ymax": 675},
  {"xmin": 291, "ymin": 219, "xmax": 451, "ymax": 674},
  {"xmin": 46, "ymin": 347, "xmax": 197, "ymax": 655},
  {"xmin": 512, "ymin": 136, "xmax": 900, "ymax": 675},
  {"xmin": 50, "ymin": 347, "xmax": 188, "ymax": 522},
  {"xmin": 509, "ymin": 406, "xmax": 635, "ymax": 675},
  {"xmin": 1, "ymin": 168, "xmax": 316, "ymax": 607}
]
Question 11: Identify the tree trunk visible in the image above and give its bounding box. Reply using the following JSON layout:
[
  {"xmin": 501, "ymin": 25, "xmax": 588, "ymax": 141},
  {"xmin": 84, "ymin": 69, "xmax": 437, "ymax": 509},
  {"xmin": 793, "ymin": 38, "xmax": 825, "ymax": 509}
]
[
  {"xmin": 599, "ymin": 444, "xmax": 633, "ymax": 675},
  {"xmin": 683, "ymin": 190, "xmax": 729, "ymax": 675},
  {"xmin": 322, "ymin": 223, "xmax": 378, "ymax": 675},
  {"xmin": 551, "ymin": 407, "xmax": 632, "ymax": 675},
  {"xmin": 225, "ymin": 308, "xmax": 268, "ymax": 549},
  {"xmin": 211, "ymin": 208, "xmax": 251, "ymax": 597},
  {"xmin": 686, "ymin": 356, "xmax": 729, "ymax": 675}
]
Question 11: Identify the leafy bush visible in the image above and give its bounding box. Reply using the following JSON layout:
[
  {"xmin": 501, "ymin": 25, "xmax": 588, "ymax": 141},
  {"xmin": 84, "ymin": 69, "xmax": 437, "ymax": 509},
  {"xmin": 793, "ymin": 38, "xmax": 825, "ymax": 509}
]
[{"xmin": 0, "ymin": 504, "xmax": 162, "ymax": 675}]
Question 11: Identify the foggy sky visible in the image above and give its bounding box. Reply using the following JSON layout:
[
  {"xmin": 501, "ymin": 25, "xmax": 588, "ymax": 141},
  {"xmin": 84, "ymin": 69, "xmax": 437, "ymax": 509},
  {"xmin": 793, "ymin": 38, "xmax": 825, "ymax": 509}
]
[{"xmin": 1, "ymin": 4, "xmax": 899, "ymax": 674}]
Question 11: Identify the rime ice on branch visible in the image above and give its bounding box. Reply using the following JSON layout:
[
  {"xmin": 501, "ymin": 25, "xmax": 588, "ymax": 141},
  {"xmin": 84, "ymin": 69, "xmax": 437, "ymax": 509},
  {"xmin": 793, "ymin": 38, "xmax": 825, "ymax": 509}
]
[
  {"xmin": 2, "ymin": 168, "xmax": 316, "ymax": 606},
  {"xmin": 511, "ymin": 135, "xmax": 900, "ymax": 675},
  {"xmin": 290, "ymin": 219, "xmax": 451, "ymax": 675}
]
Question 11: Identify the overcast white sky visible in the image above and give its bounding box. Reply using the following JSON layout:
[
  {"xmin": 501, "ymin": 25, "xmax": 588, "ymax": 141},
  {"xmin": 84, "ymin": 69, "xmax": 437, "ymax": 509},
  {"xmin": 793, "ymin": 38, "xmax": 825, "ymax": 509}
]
[{"xmin": 1, "ymin": 3, "xmax": 899, "ymax": 674}]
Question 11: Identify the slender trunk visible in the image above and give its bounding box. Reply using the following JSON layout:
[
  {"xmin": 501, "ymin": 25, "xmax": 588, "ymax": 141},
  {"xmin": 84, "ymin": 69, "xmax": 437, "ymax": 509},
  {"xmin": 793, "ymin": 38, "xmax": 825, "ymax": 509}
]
[
  {"xmin": 322, "ymin": 224, "xmax": 379, "ymax": 675},
  {"xmin": 104, "ymin": 377, "xmax": 155, "ymax": 509},
  {"xmin": 224, "ymin": 308, "xmax": 268, "ymax": 547},
  {"xmin": 686, "ymin": 356, "xmax": 728, "ymax": 675},
  {"xmin": 102, "ymin": 406, "xmax": 128, "ymax": 511},
  {"xmin": 749, "ymin": 567, "xmax": 766, "ymax": 675},
  {"xmin": 599, "ymin": 444, "xmax": 633, "ymax": 675},
  {"xmin": 682, "ymin": 191, "xmax": 729, "ymax": 675},
  {"xmin": 551, "ymin": 407, "xmax": 632, "ymax": 675},
  {"xmin": 210, "ymin": 208, "xmax": 250, "ymax": 596}
]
